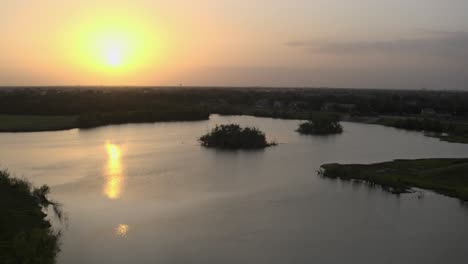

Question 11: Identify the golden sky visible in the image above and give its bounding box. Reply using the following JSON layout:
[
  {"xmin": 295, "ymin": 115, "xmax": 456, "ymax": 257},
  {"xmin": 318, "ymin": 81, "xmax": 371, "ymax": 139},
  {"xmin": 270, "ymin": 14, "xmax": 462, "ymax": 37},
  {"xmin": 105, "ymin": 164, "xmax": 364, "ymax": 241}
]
[{"xmin": 1, "ymin": 0, "xmax": 467, "ymax": 88}]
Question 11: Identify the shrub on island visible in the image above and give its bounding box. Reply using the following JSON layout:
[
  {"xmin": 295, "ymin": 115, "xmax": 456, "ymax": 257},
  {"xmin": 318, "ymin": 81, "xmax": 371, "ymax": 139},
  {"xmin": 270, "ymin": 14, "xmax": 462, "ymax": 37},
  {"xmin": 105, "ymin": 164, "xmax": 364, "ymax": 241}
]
[
  {"xmin": 297, "ymin": 115, "xmax": 343, "ymax": 135},
  {"xmin": 199, "ymin": 124, "xmax": 276, "ymax": 149}
]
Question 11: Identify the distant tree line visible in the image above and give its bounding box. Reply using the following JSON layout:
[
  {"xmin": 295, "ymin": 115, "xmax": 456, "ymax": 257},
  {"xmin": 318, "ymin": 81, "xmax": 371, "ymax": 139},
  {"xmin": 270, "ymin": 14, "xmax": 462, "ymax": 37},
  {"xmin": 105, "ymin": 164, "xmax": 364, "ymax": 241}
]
[
  {"xmin": 2, "ymin": 87, "xmax": 468, "ymax": 118},
  {"xmin": 77, "ymin": 109, "xmax": 209, "ymax": 128}
]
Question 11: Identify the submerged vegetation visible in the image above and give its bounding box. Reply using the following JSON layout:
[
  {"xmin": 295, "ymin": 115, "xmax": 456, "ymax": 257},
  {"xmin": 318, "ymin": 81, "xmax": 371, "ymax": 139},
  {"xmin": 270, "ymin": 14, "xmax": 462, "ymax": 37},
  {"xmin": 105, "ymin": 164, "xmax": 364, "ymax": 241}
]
[
  {"xmin": 199, "ymin": 124, "xmax": 276, "ymax": 149},
  {"xmin": 297, "ymin": 115, "xmax": 343, "ymax": 135},
  {"xmin": 0, "ymin": 170, "xmax": 61, "ymax": 264},
  {"xmin": 320, "ymin": 159, "xmax": 468, "ymax": 201}
]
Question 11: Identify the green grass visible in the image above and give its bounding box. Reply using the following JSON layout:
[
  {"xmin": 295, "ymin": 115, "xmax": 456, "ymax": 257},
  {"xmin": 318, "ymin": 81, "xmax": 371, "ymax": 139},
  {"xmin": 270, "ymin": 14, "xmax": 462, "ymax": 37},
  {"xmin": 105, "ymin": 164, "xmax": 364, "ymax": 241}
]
[
  {"xmin": 0, "ymin": 170, "xmax": 60, "ymax": 263},
  {"xmin": 0, "ymin": 115, "xmax": 78, "ymax": 132},
  {"xmin": 320, "ymin": 159, "xmax": 468, "ymax": 201}
]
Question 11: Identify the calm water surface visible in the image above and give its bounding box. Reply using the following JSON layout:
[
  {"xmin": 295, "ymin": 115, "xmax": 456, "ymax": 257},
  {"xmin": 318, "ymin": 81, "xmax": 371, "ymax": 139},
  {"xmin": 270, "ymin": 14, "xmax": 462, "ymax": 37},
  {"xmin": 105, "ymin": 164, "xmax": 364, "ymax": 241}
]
[{"xmin": 1, "ymin": 115, "xmax": 468, "ymax": 263}]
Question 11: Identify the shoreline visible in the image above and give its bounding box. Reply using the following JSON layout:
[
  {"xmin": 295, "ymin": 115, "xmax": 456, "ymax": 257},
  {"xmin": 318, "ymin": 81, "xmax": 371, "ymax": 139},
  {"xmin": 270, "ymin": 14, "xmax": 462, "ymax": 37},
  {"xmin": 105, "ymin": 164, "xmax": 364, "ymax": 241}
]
[
  {"xmin": 2, "ymin": 113, "xmax": 468, "ymax": 144},
  {"xmin": 320, "ymin": 159, "xmax": 468, "ymax": 201},
  {"xmin": 0, "ymin": 170, "xmax": 60, "ymax": 263}
]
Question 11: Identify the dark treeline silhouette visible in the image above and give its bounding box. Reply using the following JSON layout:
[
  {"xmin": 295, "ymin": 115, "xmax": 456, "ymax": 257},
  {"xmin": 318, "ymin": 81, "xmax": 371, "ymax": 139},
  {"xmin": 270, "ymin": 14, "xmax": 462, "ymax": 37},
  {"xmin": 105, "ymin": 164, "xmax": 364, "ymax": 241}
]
[
  {"xmin": 2, "ymin": 87, "xmax": 468, "ymax": 118},
  {"xmin": 199, "ymin": 124, "xmax": 275, "ymax": 149},
  {"xmin": 0, "ymin": 170, "xmax": 60, "ymax": 264},
  {"xmin": 77, "ymin": 109, "xmax": 209, "ymax": 128}
]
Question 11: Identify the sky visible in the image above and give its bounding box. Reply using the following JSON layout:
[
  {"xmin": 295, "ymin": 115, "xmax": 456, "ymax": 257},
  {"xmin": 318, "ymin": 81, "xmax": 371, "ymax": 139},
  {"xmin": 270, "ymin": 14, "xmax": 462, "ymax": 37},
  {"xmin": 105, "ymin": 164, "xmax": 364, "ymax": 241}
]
[{"xmin": 1, "ymin": 0, "xmax": 467, "ymax": 89}]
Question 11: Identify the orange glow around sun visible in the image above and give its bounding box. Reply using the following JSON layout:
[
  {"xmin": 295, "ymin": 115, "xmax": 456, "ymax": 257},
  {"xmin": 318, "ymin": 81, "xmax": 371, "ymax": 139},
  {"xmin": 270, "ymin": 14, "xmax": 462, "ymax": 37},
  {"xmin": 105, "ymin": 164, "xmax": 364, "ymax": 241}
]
[{"xmin": 65, "ymin": 14, "xmax": 164, "ymax": 77}]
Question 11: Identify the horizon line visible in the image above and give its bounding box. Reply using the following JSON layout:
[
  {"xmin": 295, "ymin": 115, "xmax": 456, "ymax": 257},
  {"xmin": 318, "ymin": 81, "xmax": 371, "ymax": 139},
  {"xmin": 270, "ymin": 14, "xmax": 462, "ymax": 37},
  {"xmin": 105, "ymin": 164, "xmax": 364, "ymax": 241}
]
[{"xmin": 0, "ymin": 85, "xmax": 464, "ymax": 92}]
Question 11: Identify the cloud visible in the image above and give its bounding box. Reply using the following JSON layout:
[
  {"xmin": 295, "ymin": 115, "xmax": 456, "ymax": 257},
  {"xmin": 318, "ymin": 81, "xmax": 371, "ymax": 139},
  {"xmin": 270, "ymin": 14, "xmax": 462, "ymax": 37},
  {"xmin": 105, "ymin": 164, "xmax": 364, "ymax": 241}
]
[{"xmin": 285, "ymin": 31, "xmax": 468, "ymax": 58}]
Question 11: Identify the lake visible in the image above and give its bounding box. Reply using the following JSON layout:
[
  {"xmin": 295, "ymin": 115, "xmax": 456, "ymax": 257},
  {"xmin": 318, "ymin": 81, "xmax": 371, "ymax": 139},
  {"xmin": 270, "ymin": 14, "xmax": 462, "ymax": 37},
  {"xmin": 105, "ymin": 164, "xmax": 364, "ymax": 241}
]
[{"xmin": 1, "ymin": 115, "xmax": 468, "ymax": 264}]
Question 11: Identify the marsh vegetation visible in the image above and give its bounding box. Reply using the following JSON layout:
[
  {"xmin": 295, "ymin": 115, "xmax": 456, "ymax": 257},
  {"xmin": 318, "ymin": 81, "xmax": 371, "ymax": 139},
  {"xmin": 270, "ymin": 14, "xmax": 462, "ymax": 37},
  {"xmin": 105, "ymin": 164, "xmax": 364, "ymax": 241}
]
[
  {"xmin": 320, "ymin": 159, "xmax": 468, "ymax": 201},
  {"xmin": 375, "ymin": 117, "xmax": 468, "ymax": 143}
]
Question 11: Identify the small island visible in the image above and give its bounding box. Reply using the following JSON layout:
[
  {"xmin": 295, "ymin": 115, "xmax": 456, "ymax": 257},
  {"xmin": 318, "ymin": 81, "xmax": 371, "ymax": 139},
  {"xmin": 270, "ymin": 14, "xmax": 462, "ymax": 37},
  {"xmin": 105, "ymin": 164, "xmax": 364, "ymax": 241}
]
[
  {"xmin": 199, "ymin": 124, "xmax": 276, "ymax": 149},
  {"xmin": 297, "ymin": 115, "xmax": 343, "ymax": 135},
  {"xmin": 0, "ymin": 170, "xmax": 60, "ymax": 263},
  {"xmin": 320, "ymin": 159, "xmax": 468, "ymax": 201}
]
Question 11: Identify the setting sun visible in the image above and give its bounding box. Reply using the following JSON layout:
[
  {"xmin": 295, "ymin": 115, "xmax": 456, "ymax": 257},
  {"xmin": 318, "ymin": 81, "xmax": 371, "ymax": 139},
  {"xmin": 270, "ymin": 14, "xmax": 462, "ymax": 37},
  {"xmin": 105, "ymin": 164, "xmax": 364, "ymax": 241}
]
[
  {"xmin": 63, "ymin": 14, "xmax": 163, "ymax": 78},
  {"xmin": 93, "ymin": 31, "xmax": 137, "ymax": 69},
  {"xmin": 85, "ymin": 30, "xmax": 144, "ymax": 71},
  {"xmin": 105, "ymin": 44, "xmax": 124, "ymax": 67}
]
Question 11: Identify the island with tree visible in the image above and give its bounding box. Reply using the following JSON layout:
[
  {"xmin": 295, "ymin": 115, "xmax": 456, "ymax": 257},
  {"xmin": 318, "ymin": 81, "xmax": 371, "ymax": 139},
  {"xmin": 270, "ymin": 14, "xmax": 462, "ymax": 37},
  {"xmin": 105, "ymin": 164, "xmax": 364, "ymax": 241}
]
[
  {"xmin": 297, "ymin": 115, "xmax": 343, "ymax": 135},
  {"xmin": 199, "ymin": 124, "xmax": 276, "ymax": 149}
]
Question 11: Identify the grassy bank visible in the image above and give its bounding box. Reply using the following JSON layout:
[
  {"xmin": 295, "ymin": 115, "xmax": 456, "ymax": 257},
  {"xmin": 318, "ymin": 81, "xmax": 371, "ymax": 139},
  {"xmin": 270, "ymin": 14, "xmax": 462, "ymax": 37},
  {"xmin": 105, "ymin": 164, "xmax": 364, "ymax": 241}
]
[
  {"xmin": 320, "ymin": 159, "xmax": 468, "ymax": 201},
  {"xmin": 373, "ymin": 117, "xmax": 468, "ymax": 144},
  {"xmin": 0, "ymin": 110, "xmax": 209, "ymax": 132},
  {"xmin": 0, "ymin": 170, "xmax": 60, "ymax": 263},
  {"xmin": 0, "ymin": 115, "xmax": 77, "ymax": 132},
  {"xmin": 437, "ymin": 134, "xmax": 468, "ymax": 144},
  {"xmin": 77, "ymin": 109, "xmax": 209, "ymax": 128}
]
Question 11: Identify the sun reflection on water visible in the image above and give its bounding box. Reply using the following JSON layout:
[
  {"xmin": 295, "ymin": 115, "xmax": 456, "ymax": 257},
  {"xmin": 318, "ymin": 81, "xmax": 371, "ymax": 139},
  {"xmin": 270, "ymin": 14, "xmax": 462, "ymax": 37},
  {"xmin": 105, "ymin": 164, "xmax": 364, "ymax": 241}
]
[
  {"xmin": 105, "ymin": 142, "xmax": 124, "ymax": 199},
  {"xmin": 115, "ymin": 224, "xmax": 129, "ymax": 237}
]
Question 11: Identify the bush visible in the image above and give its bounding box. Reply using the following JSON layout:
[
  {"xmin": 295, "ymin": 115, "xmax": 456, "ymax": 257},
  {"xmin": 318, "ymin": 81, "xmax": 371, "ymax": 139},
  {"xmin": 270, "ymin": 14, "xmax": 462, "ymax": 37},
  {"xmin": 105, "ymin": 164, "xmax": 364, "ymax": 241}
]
[
  {"xmin": 199, "ymin": 124, "xmax": 275, "ymax": 149},
  {"xmin": 297, "ymin": 115, "xmax": 343, "ymax": 135},
  {"xmin": 0, "ymin": 170, "xmax": 60, "ymax": 264}
]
